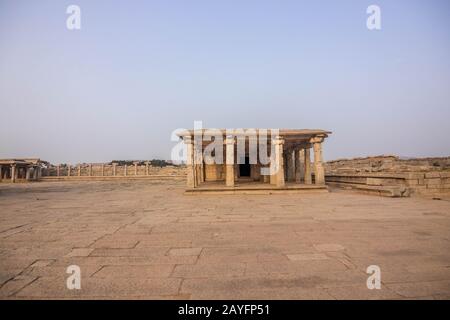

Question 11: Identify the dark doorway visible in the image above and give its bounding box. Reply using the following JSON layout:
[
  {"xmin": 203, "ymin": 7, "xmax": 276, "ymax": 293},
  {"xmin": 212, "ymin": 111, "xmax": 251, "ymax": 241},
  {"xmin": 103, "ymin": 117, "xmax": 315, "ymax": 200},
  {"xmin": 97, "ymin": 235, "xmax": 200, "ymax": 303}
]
[{"xmin": 239, "ymin": 156, "xmax": 251, "ymax": 177}]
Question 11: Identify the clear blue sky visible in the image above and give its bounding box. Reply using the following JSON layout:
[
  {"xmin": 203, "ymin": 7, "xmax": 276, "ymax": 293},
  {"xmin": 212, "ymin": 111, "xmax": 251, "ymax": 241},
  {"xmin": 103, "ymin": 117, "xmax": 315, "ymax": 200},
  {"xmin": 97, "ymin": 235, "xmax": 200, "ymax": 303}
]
[{"xmin": 1, "ymin": 0, "xmax": 449, "ymax": 163}]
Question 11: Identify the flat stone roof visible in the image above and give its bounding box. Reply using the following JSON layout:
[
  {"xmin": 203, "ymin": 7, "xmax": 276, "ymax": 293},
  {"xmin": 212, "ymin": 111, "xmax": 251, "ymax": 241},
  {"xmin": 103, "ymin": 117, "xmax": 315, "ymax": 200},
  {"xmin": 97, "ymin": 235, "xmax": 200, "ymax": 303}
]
[
  {"xmin": 0, "ymin": 158, "xmax": 46, "ymax": 166},
  {"xmin": 177, "ymin": 129, "xmax": 331, "ymax": 138}
]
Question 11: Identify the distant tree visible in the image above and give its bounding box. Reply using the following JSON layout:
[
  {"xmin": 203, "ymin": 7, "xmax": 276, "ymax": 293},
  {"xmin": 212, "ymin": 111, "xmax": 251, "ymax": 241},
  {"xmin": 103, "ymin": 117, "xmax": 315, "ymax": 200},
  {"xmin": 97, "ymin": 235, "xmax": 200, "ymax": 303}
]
[
  {"xmin": 150, "ymin": 159, "xmax": 168, "ymax": 167},
  {"xmin": 109, "ymin": 159, "xmax": 172, "ymax": 167}
]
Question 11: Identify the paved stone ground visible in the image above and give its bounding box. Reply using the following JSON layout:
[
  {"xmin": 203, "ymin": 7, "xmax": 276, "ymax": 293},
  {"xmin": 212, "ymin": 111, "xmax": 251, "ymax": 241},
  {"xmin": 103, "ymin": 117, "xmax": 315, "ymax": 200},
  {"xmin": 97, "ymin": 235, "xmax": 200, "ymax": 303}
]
[{"xmin": 0, "ymin": 180, "xmax": 450, "ymax": 299}]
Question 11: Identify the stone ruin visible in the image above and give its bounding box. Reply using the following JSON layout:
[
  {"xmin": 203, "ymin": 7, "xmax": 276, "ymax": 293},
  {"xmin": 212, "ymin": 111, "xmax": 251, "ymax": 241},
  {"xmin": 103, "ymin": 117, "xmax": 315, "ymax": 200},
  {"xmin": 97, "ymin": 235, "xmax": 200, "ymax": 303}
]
[{"xmin": 324, "ymin": 155, "xmax": 450, "ymax": 198}]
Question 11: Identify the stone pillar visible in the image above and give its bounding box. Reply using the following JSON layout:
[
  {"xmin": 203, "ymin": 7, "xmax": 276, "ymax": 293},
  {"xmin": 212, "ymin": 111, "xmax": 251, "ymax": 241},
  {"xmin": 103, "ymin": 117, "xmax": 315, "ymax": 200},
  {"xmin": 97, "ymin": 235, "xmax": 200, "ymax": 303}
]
[
  {"xmin": 89, "ymin": 164, "xmax": 93, "ymax": 176},
  {"xmin": 184, "ymin": 136, "xmax": 195, "ymax": 188},
  {"xmin": 312, "ymin": 138, "xmax": 325, "ymax": 185},
  {"xmin": 269, "ymin": 150, "xmax": 276, "ymax": 185},
  {"xmin": 56, "ymin": 165, "xmax": 60, "ymax": 177},
  {"xmin": 146, "ymin": 162, "xmax": 149, "ymax": 176},
  {"xmin": 194, "ymin": 161, "xmax": 204, "ymax": 185},
  {"xmin": 295, "ymin": 149, "xmax": 304, "ymax": 183},
  {"xmin": 134, "ymin": 163, "xmax": 138, "ymax": 175},
  {"xmin": 113, "ymin": 163, "xmax": 117, "ymax": 176},
  {"xmin": 37, "ymin": 167, "xmax": 42, "ymax": 180},
  {"xmin": 252, "ymin": 164, "xmax": 261, "ymax": 181},
  {"xmin": 77, "ymin": 165, "xmax": 81, "ymax": 177},
  {"xmin": 11, "ymin": 165, "xmax": 16, "ymax": 183},
  {"xmin": 200, "ymin": 162, "xmax": 205, "ymax": 182},
  {"xmin": 225, "ymin": 136, "xmax": 235, "ymax": 187},
  {"xmin": 287, "ymin": 149, "xmax": 295, "ymax": 182},
  {"xmin": 124, "ymin": 165, "xmax": 128, "ymax": 176},
  {"xmin": 26, "ymin": 167, "xmax": 31, "ymax": 181},
  {"xmin": 263, "ymin": 166, "xmax": 270, "ymax": 183},
  {"xmin": 256, "ymin": 164, "xmax": 261, "ymax": 181},
  {"xmin": 304, "ymin": 147, "xmax": 312, "ymax": 184},
  {"xmin": 269, "ymin": 171, "xmax": 275, "ymax": 185},
  {"xmin": 67, "ymin": 165, "xmax": 71, "ymax": 177},
  {"xmin": 195, "ymin": 165, "xmax": 200, "ymax": 186},
  {"xmin": 101, "ymin": 164, "xmax": 105, "ymax": 176},
  {"xmin": 273, "ymin": 137, "xmax": 285, "ymax": 187},
  {"xmin": 193, "ymin": 137, "xmax": 203, "ymax": 186}
]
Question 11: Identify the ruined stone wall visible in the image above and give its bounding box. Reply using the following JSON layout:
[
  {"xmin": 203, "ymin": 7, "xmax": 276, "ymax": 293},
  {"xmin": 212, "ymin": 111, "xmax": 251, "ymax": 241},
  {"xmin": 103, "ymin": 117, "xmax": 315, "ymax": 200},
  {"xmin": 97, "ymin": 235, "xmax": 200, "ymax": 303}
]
[
  {"xmin": 325, "ymin": 155, "xmax": 450, "ymax": 174},
  {"xmin": 324, "ymin": 155, "xmax": 450, "ymax": 197},
  {"xmin": 44, "ymin": 164, "xmax": 186, "ymax": 180}
]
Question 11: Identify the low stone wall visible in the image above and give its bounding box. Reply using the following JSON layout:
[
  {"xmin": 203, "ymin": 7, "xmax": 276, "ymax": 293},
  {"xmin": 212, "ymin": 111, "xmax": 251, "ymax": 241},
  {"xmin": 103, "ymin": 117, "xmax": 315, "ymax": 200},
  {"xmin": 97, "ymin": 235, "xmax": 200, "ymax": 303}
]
[
  {"xmin": 325, "ymin": 156, "xmax": 450, "ymax": 198},
  {"xmin": 405, "ymin": 171, "xmax": 450, "ymax": 197},
  {"xmin": 42, "ymin": 164, "xmax": 186, "ymax": 181}
]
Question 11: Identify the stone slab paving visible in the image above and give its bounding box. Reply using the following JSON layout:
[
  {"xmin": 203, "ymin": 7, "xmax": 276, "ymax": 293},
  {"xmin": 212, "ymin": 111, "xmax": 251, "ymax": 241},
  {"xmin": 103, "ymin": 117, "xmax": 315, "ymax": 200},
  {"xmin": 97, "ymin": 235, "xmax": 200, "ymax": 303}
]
[{"xmin": 0, "ymin": 180, "xmax": 449, "ymax": 299}]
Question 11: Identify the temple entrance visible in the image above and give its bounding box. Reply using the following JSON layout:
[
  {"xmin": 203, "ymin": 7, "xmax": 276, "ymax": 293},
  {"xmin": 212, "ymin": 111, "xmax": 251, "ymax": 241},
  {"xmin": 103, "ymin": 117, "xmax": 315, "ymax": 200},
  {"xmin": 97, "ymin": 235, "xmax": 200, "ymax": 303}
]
[{"xmin": 239, "ymin": 156, "xmax": 251, "ymax": 177}]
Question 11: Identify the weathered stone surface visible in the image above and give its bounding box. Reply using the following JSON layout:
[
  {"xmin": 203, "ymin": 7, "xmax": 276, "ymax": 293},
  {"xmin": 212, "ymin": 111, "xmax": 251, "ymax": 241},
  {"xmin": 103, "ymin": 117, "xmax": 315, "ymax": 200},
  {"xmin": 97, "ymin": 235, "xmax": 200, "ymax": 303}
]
[
  {"xmin": 313, "ymin": 244, "xmax": 345, "ymax": 252},
  {"xmin": 287, "ymin": 253, "xmax": 329, "ymax": 261},
  {"xmin": 65, "ymin": 248, "xmax": 94, "ymax": 257},
  {"xmin": 1, "ymin": 180, "xmax": 450, "ymax": 299},
  {"xmin": 168, "ymin": 247, "xmax": 202, "ymax": 256}
]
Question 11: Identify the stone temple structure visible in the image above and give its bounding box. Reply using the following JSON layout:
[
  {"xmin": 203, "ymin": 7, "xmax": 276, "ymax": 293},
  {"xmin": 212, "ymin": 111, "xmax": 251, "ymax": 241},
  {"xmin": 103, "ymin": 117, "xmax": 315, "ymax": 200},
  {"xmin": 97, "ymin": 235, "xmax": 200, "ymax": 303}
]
[
  {"xmin": 0, "ymin": 159, "xmax": 47, "ymax": 183},
  {"xmin": 178, "ymin": 129, "xmax": 331, "ymax": 194}
]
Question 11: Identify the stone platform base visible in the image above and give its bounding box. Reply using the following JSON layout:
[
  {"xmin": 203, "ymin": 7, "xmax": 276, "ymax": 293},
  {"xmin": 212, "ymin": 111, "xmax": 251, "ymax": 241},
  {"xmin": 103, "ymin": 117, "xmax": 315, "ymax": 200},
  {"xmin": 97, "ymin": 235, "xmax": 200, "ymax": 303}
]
[
  {"xmin": 185, "ymin": 182, "xmax": 328, "ymax": 195},
  {"xmin": 326, "ymin": 181, "xmax": 409, "ymax": 197}
]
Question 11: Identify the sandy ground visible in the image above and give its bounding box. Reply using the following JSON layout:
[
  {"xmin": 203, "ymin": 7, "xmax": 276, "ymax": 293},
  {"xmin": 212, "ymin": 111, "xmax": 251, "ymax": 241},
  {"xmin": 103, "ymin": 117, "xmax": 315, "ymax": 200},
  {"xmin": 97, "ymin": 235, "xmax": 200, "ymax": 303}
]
[{"xmin": 0, "ymin": 180, "xmax": 450, "ymax": 299}]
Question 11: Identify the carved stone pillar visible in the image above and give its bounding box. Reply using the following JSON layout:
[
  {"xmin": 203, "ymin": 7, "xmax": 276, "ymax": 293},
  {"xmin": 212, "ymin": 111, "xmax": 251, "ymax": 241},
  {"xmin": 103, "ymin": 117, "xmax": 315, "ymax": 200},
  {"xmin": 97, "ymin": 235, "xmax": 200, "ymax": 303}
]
[
  {"xmin": 225, "ymin": 136, "xmax": 235, "ymax": 187},
  {"xmin": 311, "ymin": 137, "xmax": 325, "ymax": 185},
  {"xmin": 273, "ymin": 136, "xmax": 285, "ymax": 187},
  {"xmin": 11, "ymin": 165, "xmax": 16, "ymax": 183},
  {"xmin": 287, "ymin": 149, "xmax": 295, "ymax": 182},
  {"xmin": 295, "ymin": 149, "xmax": 305, "ymax": 183},
  {"xmin": 304, "ymin": 148, "xmax": 312, "ymax": 184},
  {"xmin": 184, "ymin": 136, "xmax": 196, "ymax": 188},
  {"xmin": 192, "ymin": 135, "xmax": 203, "ymax": 186},
  {"xmin": 253, "ymin": 164, "xmax": 261, "ymax": 181}
]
